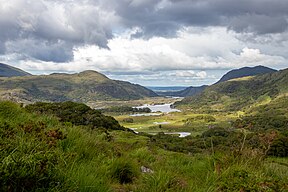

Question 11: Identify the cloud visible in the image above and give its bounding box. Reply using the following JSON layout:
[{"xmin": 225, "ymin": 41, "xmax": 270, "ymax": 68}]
[
  {"xmin": 0, "ymin": 0, "xmax": 288, "ymax": 85},
  {"xmin": 17, "ymin": 27, "xmax": 287, "ymax": 75},
  {"xmin": 0, "ymin": 0, "xmax": 117, "ymax": 62},
  {"xmin": 173, "ymin": 71, "xmax": 207, "ymax": 78},
  {"xmin": 114, "ymin": 0, "xmax": 288, "ymax": 38}
]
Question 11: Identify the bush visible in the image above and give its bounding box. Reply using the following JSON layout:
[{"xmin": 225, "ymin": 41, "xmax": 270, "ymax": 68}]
[
  {"xmin": 268, "ymin": 136, "xmax": 288, "ymax": 157},
  {"xmin": 25, "ymin": 101, "xmax": 124, "ymax": 130},
  {"xmin": 109, "ymin": 158, "xmax": 139, "ymax": 184},
  {"xmin": 202, "ymin": 127, "xmax": 230, "ymax": 138},
  {"xmin": 123, "ymin": 118, "xmax": 134, "ymax": 123},
  {"xmin": 0, "ymin": 102, "xmax": 65, "ymax": 191},
  {"xmin": 101, "ymin": 106, "xmax": 151, "ymax": 113}
]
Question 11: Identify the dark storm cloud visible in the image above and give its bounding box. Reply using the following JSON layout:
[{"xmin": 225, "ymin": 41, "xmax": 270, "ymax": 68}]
[
  {"xmin": 0, "ymin": 0, "xmax": 114, "ymax": 62},
  {"xmin": 6, "ymin": 38, "xmax": 74, "ymax": 62},
  {"xmin": 0, "ymin": 0, "xmax": 287, "ymax": 63},
  {"xmin": 115, "ymin": 0, "xmax": 288, "ymax": 37}
]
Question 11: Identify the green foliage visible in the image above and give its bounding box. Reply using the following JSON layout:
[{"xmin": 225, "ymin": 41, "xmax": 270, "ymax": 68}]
[
  {"xmin": 123, "ymin": 117, "xmax": 134, "ymax": 123},
  {"xmin": 177, "ymin": 69, "xmax": 288, "ymax": 112},
  {"xmin": 268, "ymin": 136, "xmax": 288, "ymax": 157},
  {"xmin": 0, "ymin": 70, "xmax": 157, "ymax": 102},
  {"xmin": 26, "ymin": 101, "xmax": 125, "ymax": 130},
  {"xmin": 1, "ymin": 100, "xmax": 288, "ymax": 191},
  {"xmin": 109, "ymin": 158, "xmax": 139, "ymax": 184},
  {"xmin": 201, "ymin": 127, "xmax": 230, "ymax": 137},
  {"xmin": 218, "ymin": 167, "xmax": 286, "ymax": 191},
  {"xmin": 101, "ymin": 106, "xmax": 151, "ymax": 114},
  {"xmin": 184, "ymin": 115, "xmax": 216, "ymax": 126},
  {"xmin": 0, "ymin": 102, "xmax": 65, "ymax": 191},
  {"xmin": 141, "ymin": 170, "xmax": 188, "ymax": 192}
]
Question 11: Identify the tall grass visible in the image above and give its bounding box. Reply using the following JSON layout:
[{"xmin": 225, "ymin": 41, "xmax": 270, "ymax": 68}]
[{"xmin": 1, "ymin": 101, "xmax": 287, "ymax": 191}]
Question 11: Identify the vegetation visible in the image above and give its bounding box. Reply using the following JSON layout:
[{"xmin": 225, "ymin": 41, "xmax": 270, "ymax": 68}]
[
  {"xmin": 0, "ymin": 66, "xmax": 288, "ymax": 191},
  {"xmin": 0, "ymin": 70, "xmax": 157, "ymax": 103},
  {"xmin": 25, "ymin": 101, "xmax": 125, "ymax": 130},
  {"xmin": 0, "ymin": 63, "xmax": 31, "ymax": 77},
  {"xmin": 100, "ymin": 106, "xmax": 151, "ymax": 114},
  {"xmin": 176, "ymin": 68, "xmax": 288, "ymax": 112},
  {"xmin": 157, "ymin": 85, "xmax": 207, "ymax": 97},
  {"xmin": 1, "ymin": 99, "xmax": 287, "ymax": 191},
  {"xmin": 216, "ymin": 65, "xmax": 276, "ymax": 84}
]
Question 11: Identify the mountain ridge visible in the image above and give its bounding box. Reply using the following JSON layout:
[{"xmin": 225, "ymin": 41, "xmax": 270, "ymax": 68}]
[
  {"xmin": 0, "ymin": 70, "xmax": 158, "ymax": 103},
  {"xmin": 216, "ymin": 65, "xmax": 277, "ymax": 84},
  {"xmin": 0, "ymin": 63, "xmax": 31, "ymax": 77},
  {"xmin": 152, "ymin": 66, "xmax": 277, "ymax": 97},
  {"xmin": 176, "ymin": 67, "xmax": 288, "ymax": 111}
]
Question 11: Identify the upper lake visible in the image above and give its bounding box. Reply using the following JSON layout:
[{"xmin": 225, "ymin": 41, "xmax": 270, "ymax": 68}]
[{"xmin": 136, "ymin": 103, "xmax": 181, "ymax": 113}]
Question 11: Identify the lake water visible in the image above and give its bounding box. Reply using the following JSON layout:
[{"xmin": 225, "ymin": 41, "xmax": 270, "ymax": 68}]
[
  {"xmin": 128, "ymin": 128, "xmax": 191, "ymax": 138},
  {"xmin": 136, "ymin": 103, "xmax": 181, "ymax": 113}
]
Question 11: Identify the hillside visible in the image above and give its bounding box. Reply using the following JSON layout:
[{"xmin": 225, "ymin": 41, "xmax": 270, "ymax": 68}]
[
  {"xmin": 157, "ymin": 66, "xmax": 276, "ymax": 97},
  {"xmin": 0, "ymin": 63, "xmax": 31, "ymax": 77},
  {"xmin": 0, "ymin": 70, "xmax": 157, "ymax": 103},
  {"xmin": 176, "ymin": 68, "xmax": 288, "ymax": 112},
  {"xmin": 1, "ymin": 101, "xmax": 288, "ymax": 191},
  {"xmin": 216, "ymin": 65, "xmax": 277, "ymax": 84},
  {"xmin": 157, "ymin": 85, "xmax": 207, "ymax": 97}
]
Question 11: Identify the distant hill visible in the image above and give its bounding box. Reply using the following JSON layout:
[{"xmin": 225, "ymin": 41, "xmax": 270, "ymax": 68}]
[
  {"xmin": 158, "ymin": 66, "xmax": 277, "ymax": 97},
  {"xmin": 216, "ymin": 65, "xmax": 277, "ymax": 84},
  {"xmin": 157, "ymin": 85, "xmax": 208, "ymax": 97},
  {"xmin": 0, "ymin": 70, "xmax": 158, "ymax": 103},
  {"xmin": 176, "ymin": 68, "xmax": 288, "ymax": 112},
  {"xmin": 148, "ymin": 86, "xmax": 188, "ymax": 92},
  {"xmin": 0, "ymin": 63, "xmax": 31, "ymax": 77}
]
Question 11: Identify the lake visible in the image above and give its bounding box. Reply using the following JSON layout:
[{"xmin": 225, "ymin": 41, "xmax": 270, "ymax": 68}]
[{"xmin": 136, "ymin": 103, "xmax": 181, "ymax": 113}]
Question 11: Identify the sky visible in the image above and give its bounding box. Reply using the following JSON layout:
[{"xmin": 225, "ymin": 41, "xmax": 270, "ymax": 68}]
[{"xmin": 0, "ymin": 0, "xmax": 288, "ymax": 86}]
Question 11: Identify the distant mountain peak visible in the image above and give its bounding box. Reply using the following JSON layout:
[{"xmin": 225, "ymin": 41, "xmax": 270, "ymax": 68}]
[
  {"xmin": 0, "ymin": 69, "xmax": 157, "ymax": 103},
  {"xmin": 0, "ymin": 63, "xmax": 31, "ymax": 77},
  {"xmin": 216, "ymin": 65, "xmax": 277, "ymax": 84}
]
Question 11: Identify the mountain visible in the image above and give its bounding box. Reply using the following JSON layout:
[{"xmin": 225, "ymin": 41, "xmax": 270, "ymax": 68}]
[
  {"xmin": 157, "ymin": 85, "xmax": 208, "ymax": 97},
  {"xmin": 0, "ymin": 63, "xmax": 31, "ymax": 77},
  {"xmin": 0, "ymin": 70, "xmax": 158, "ymax": 103},
  {"xmin": 176, "ymin": 68, "xmax": 288, "ymax": 112},
  {"xmin": 216, "ymin": 65, "xmax": 277, "ymax": 84},
  {"xmin": 157, "ymin": 66, "xmax": 276, "ymax": 97},
  {"xmin": 148, "ymin": 86, "xmax": 188, "ymax": 92}
]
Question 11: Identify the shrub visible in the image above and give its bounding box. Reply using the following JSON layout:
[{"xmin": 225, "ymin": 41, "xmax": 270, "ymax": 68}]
[
  {"xmin": 123, "ymin": 118, "xmax": 134, "ymax": 123},
  {"xmin": 202, "ymin": 127, "xmax": 230, "ymax": 138},
  {"xmin": 109, "ymin": 158, "xmax": 139, "ymax": 184},
  {"xmin": 25, "ymin": 101, "xmax": 124, "ymax": 130},
  {"xmin": 268, "ymin": 136, "xmax": 288, "ymax": 157}
]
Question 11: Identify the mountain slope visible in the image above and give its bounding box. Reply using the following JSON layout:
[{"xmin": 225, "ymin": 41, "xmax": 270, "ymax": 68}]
[
  {"xmin": 0, "ymin": 70, "xmax": 157, "ymax": 103},
  {"xmin": 216, "ymin": 65, "xmax": 277, "ymax": 84},
  {"xmin": 158, "ymin": 85, "xmax": 208, "ymax": 97},
  {"xmin": 0, "ymin": 63, "xmax": 31, "ymax": 77},
  {"xmin": 159, "ymin": 66, "xmax": 276, "ymax": 97},
  {"xmin": 176, "ymin": 68, "xmax": 288, "ymax": 112}
]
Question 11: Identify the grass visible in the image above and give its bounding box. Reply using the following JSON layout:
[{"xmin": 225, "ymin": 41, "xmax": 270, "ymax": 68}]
[
  {"xmin": 114, "ymin": 110, "xmax": 238, "ymax": 136},
  {"xmin": 1, "ymin": 101, "xmax": 288, "ymax": 191}
]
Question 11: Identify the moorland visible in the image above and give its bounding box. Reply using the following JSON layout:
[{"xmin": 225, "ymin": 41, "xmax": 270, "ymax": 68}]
[{"xmin": 0, "ymin": 64, "xmax": 288, "ymax": 191}]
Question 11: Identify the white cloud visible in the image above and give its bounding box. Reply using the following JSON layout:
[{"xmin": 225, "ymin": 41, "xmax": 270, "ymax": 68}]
[{"xmin": 8, "ymin": 26, "xmax": 286, "ymax": 85}]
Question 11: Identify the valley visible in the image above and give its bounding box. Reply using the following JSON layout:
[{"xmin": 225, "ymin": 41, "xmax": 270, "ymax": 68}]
[
  {"xmin": 0, "ymin": 64, "xmax": 288, "ymax": 191},
  {"xmin": 1, "ymin": 1, "xmax": 288, "ymax": 191}
]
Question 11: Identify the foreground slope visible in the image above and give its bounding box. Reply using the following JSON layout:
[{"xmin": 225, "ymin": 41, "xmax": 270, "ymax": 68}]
[
  {"xmin": 1, "ymin": 101, "xmax": 287, "ymax": 191},
  {"xmin": 176, "ymin": 68, "xmax": 288, "ymax": 111},
  {"xmin": 0, "ymin": 70, "xmax": 157, "ymax": 102},
  {"xmin": 0, "ymin": 63, "xmax": 31, "ymax": 77}
]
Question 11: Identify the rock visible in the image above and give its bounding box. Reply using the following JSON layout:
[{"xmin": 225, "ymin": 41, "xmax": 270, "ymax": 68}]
[{"xmin": 141, "ymin": 166, "xmax": 154, "ymax": 173}]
